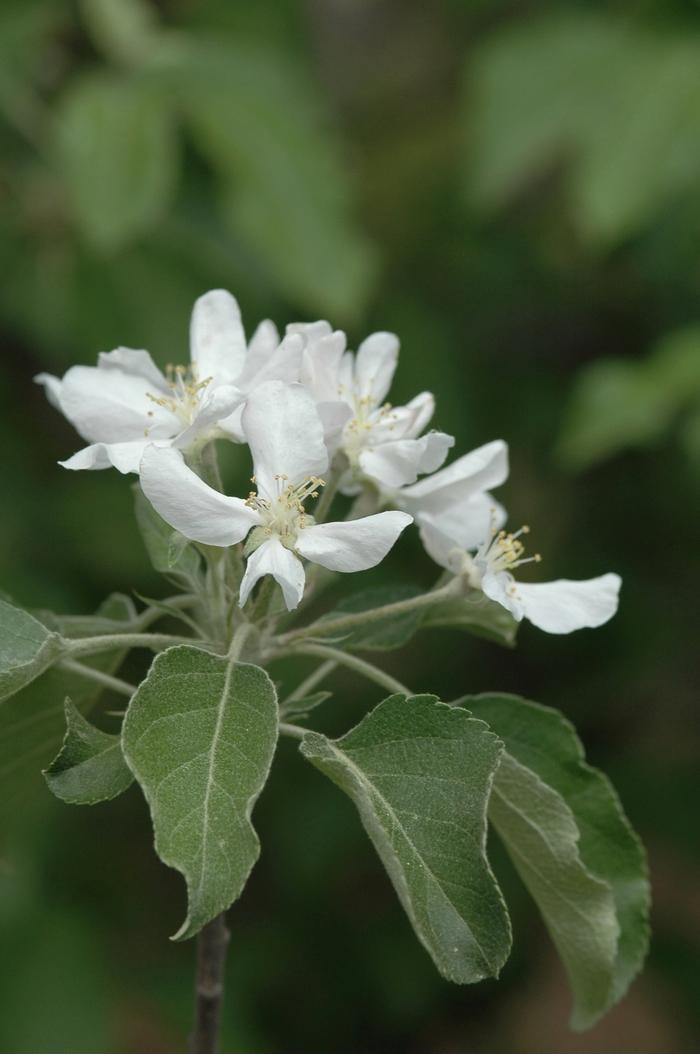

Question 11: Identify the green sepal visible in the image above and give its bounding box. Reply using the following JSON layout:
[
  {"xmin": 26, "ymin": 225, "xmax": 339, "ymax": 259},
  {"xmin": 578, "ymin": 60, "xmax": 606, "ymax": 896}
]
[{"xmin": 44, "ymin": 699, "xmax": 134, "ymax": 805}]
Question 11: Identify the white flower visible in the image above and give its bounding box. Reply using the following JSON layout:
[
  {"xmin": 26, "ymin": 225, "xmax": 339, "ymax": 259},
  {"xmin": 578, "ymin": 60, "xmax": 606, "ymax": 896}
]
[
  {"xmin": 397, "ymin": 439, "xmax": 510, "ymax": 551},
  {"xmin": 336, "ymin": 332, "xmax": 455, "ymax": 489},
  {"xmin": 289, "ymin": 321, "xmax": 352, "ymax": 450},
  {"xmin": 295, "ymin": 325, "xmax": 454, "ymax": 489},
  {"xmin": 421, "ymin": 511, "xmax": 621, "ymax": 635},
  {"xmin": 139, "ymin": 381, "xmax": 413, "ymax": 610},
  {"xmin": 35, "ymin": 289, "xmax": 301, "ymax": 474}
]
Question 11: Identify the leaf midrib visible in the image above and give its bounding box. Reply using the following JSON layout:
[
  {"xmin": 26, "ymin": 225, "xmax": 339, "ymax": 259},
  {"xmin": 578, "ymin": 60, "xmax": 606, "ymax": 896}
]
[{"xmin": 325, "ymin": 738, "xmax": 494, "ymax": 970}]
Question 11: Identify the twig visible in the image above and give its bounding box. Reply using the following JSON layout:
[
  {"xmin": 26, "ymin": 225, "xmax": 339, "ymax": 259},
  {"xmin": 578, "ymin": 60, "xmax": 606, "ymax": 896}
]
[{"xmin": 189, "ymin": 913, "xmax": 230, "ymax": 1054}]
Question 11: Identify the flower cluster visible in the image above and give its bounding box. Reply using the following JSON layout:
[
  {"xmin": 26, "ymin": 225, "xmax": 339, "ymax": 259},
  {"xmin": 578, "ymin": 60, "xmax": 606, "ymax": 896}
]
[{"xmin": 38, "ymin": 289, "xmax": 621, "ymax": 627}]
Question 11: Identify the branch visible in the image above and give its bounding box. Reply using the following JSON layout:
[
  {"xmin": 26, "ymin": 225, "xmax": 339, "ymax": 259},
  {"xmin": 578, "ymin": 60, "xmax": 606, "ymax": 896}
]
[{"xmin": 189, "ymin": 913, "xmax": 230, "ymax": 1054}]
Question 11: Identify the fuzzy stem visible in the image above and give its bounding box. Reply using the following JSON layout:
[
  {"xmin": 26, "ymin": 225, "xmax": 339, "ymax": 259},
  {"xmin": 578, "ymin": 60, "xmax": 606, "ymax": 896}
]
[
  {"xmin": 68, "ymin": 632, "xmax": 210, "ymax": 659},
  {"xmin": 189, "ymin": 913, "xmax": 230, "ymax": 1054},
  {"xmin": 283, "ymin": 659, "xmax": 337, "ymax": 707},
  {"xmin": 288, "ymin": 643, "xmax": 410, "ymax": 696},
  {"xmin": 276, "ymin": 579, "xmax": 460, "ymax": 646},
  {"xmin": 279, "ymin": 722, "xmax": 307, "ymax": 740},
  {"xmin": 59, "ymin": 660, "xmax": 136, "ymax": 698}
]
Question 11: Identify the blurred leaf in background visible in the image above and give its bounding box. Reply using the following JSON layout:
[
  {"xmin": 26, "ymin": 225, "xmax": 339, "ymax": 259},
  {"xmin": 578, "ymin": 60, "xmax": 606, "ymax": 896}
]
[
  {"xmin": 557, "ymin": 326, "xmax": 700, "ymax": 469},
  {"xmin": 465, "ymin": 11, "xmax": 700, "ymax": 247}
]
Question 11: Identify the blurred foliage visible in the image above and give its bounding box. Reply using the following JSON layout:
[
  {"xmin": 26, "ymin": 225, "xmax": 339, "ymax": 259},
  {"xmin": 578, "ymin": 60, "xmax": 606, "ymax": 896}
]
[
  {"xmin": 558, "ymin": 326, "xmax": 700, "ymax": 468},
  {"xmin": 1, "ymin": 0, "xmax": 699, "ymax": 1052}
]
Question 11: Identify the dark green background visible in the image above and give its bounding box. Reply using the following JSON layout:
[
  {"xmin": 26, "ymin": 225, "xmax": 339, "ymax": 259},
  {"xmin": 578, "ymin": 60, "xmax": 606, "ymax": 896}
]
[{"xmin": 1, "ymin": 1, "xmax": 698, "ymax": 1051}]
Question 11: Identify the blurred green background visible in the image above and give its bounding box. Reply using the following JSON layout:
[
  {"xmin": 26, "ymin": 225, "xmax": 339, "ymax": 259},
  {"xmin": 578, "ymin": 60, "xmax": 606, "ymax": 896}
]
[{"xmin": 1, "ymin": 1, "xmax": 699, "ymax": 1051}]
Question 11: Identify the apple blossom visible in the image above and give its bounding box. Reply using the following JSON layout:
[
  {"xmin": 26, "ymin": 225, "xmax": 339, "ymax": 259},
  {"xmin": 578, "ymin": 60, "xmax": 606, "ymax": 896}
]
[
  {"xmin": 35, "ymin": 289, "xmax": 301, "ymax": 473},
  {"xmin": 393, "ymin": 438, "xmax": 509, "ymax": 551},
  {"xmin": 139, "ymin": 381, "xmax": 412, "ymax": 610},
  {"xmin": 420, "ymin": 510, "xmax": 621, "ymax": 634}
]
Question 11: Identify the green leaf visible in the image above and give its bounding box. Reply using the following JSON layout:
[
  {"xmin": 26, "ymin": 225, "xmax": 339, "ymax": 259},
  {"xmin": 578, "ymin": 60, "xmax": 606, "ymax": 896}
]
[
  {"xmin": 122, "ymin": 646, "xmax": 279, "ymax": 939},
  {"xmin": 80, "ymin": 0, "xmax": 160, "ymax": 67},
  {"xmin": 0, "ymin": 597, "xmax": 65, "ymax": 703},
  {"xmin": 44, "ymin": 699, "xmax": 133, "ymax": 805},
  {"xmin": 300, "ymin": 694, "xmax": 511, "ymax": 983},
  {"xmin": 422, "ymin": 592, "xmax": 518, "ymax": 647},
  {"xmin": 465, "ymin": 693, "xmax": 650, "ymax": 1028},
  {"xmin": 281, "ymin": 690, "xmax": 331, "ymax": 722},
  {"xmin": 152, "ymin": 37, "xmax": 376, "ymax": 321},
  {"xmin": 54, "ymin": 71, "xmax": 177, "ymax": 252},
  {"xmin": 486, "ymin": 751, "xmax": 618, "ymax": 1029},
  {"xmin": 467, "ymin": 13, "xmax": 700, "ymax": 245},
  {"xmin": 558, "ymin": 327, "xmax": 700, "ymax": 468},
  {"xmin": 321, "ymin": 585, "xmax": 425, "ymax": 651},
  {"xmin": 0, "ymin": 594, "xmax": 136, "ymax": 822},
  {"xmin": 133, "ymin": 484, "xmax": 201, "ymax": 579}
]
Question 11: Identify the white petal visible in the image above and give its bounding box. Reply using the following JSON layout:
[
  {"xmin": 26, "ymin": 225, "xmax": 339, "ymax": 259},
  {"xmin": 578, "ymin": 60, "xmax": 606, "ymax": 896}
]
[
  {"xmin": 59, "ymin": 364, "xmax": 177, "ymax": 443},
  {"xmin": 295, "ymin": 511, "xmax": 412, "ymax": 572},
  {"xmin": 404, "ymin": 392, "xmax": 435, "ymax": 437},
  {"xmin": 417, "ymin": 492, "xmax": 506, "ymax": 554},
  {"xmin": 34, "ymin": 372, "xmax": 62, "ymax": 410},
  {"xmin": 300, "ymin": 330, "xmax": 347, "ymax": 402},
  {"xmin": 140, "ymin": 445, "xmax": 259, "ymax": 546},
  {"xmin": 358, "ymin": 432, "xmax": 454, "ymax": 489},
  {"xmin": 416, "ymin": 514, "xmax": 461, "ymax": 571},
  {"xmin": 400, "ymin": 439, "xmax": 509, "ymax": 511},
  {"xmin": 236, "ymin": 332, "xmax": 303, "ymax": 391},
  {"xmin": 173, "ymin": 384, "xmax": 244, "ymax": 451},
  {"xmin": 239, "ymin": 537, "xmax": 306, "ymax": 610},
  {"xmin": 247, "ymin": 319, "xmax": 280, "ymax": 360},
  {"xmin": 286, "ymin": 320, "xmax": 332, "ymax": 342},
  {"xmin": 516, "ymin": 574, "xmax": 622, "ymax": 634},
  {"xmin": 316, "ymin": 400, "xmax": 352, "ymax": 452},
  {"xmin": 97, "ymin": 348, "xmax": 167, "ymax": 389},
  {"xmin": 354, "ymin": 332, "xmax": 399, "ymax": 404},
  {"xmin": 217, "ymin": 404, "xmax": 246, "ymax": 443},
  {"xmin": 60, "ymin": 439, "xmax": 152, "ymax": 474},
  {"xmin": 242, "ymin": 381, "xmax": 328, "ymax": 499},
  {"xmin": 190, "ymin": 289, "xmax": 246, "ymax": 386},
  {"xmin": 364, "ymin": 404, "xmax": 422, "ymax": 444},
  {"xmin": 481, "ymin": 570, "xmax": 524, "ymax": 621}
]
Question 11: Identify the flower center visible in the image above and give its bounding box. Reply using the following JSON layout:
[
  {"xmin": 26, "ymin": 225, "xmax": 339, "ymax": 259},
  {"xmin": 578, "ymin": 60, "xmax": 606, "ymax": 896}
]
[
  {"xmin": 343, "ymin": 396, "xmax": 397, "ymax": 463},
  {"xmin": 146, "ymin": 365, "xmax": 213, "ymax": 427},
  {"xmin": 471, "ymin": 522, "xmax": 542, "ymax": 582},
  {"xmin": 245, "ymin": 474, "xmax": 326, "ymax": 547}
]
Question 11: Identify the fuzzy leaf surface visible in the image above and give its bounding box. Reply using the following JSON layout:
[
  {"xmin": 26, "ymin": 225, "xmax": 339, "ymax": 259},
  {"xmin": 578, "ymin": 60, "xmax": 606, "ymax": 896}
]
[
  {"xmin": 301, "ymin": 694, "xmax": 511, "ymax": 983},
  {"xmin": 0, "ymin": 598, "xmax": 65, "ymax": 702},
  {"xmin": 487, "ymin": 751, "xmax": 618, "ymax": 1028},
  {"xmin": 0, "ymin": 594, "xmax": 136, "ymax": 820},
  {"xmin": 122, "ymin": 646, "xmax": 278, "ymax": 939},
  {"xmin": 44, "ymin": 698, "xmax": 133, "ymax": 805},
  {"xmin": 465, "ymin": 693, "xmax": 650, "ymax": 1028}
]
